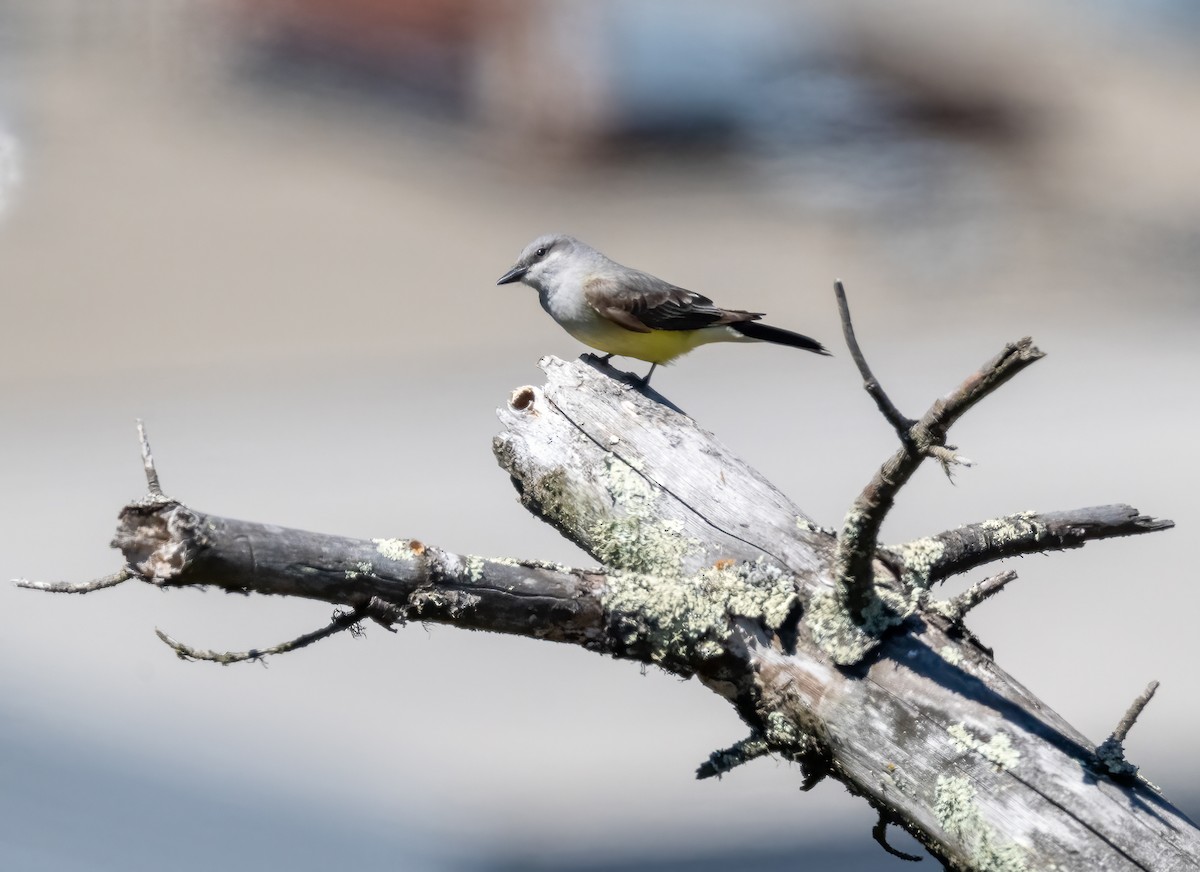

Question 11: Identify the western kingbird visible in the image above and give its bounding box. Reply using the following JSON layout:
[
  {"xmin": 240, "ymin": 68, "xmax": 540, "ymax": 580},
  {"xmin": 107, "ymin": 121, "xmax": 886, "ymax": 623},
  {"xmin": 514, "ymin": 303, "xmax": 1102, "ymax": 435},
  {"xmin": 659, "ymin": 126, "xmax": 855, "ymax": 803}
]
[{"xmin": 497, "ymin": 233, "xmax": 829, "ymax": 384}]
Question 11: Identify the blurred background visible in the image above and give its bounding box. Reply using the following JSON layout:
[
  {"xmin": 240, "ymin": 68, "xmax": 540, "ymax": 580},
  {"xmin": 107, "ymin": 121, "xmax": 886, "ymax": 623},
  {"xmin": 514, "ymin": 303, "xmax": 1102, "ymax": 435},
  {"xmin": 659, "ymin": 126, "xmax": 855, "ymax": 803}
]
[{"xmin": 2, "ymin": 1, "xmax": 1198, "ymax": 869}]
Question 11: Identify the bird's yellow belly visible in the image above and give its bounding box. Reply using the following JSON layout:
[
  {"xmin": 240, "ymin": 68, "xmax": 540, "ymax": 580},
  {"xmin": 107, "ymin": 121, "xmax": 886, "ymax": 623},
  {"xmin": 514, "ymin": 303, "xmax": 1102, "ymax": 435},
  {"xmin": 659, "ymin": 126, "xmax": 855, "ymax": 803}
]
[{"xmin": 568, "ymin": 323, "xmax": 711, "ymax": 364}]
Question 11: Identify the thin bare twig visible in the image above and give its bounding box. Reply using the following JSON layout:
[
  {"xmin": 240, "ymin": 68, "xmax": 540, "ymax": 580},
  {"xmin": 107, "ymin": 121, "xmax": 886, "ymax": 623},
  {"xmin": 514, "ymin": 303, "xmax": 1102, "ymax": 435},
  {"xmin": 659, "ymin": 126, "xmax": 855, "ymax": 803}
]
[
  {"xmin": 834, "ymin": 280, "xmax": 915, "ymax": 439},
  {"xmin": 137, "ymin": 419, "xmax": 163, "ymax": 497},
  {"xmin": 927, "ymin": 444, "xmax": 974, "ymax": 480},
  {"xmin": 156, "ymin": 606, "xmax": 368, "ymax": 664},
  {"xmin": 873, "ymin": 810, "xmax": 924, "ymax": 863},
  {"xmin": 1112, "ymin": 681, "xmax": 1160, "ymax": 745},
  {"xmin": 937, "ymin": 570, "xmax": 1018, "ymax": 622},
  {"xmin": 696, "ymin": 733, "xmax": 770, "ymax": 780},
  {"xmin": 1095, "ymin": 681, "xmax": 1160, "ymax": 779},
  {"xmin": 14, "ymin": 567, "xmax": 133, "ymax": 594}
]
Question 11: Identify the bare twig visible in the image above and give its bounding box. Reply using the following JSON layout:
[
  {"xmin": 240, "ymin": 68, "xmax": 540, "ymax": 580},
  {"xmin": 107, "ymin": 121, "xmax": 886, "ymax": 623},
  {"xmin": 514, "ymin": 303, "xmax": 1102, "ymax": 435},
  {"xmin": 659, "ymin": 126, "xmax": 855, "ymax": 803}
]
[
  {"xmin": 1111, "ymin": 681, "xmax": 1160, "ymax": 745},
  {"xmin": 14, "ymin": 567, "xmax": 133, "ymax": 594},
  {"xmin": 834, "ymin": 336, "xmax": 1044, "ymax": 624},
  {"xmin": 873, "ymin": 810, "xmax": 924, "ymax": 863},
  {"xmin": 137, "ymin": 419, "xmax": 163, "ymax": 497},
  {"xmin": 927, "ymin": 444, "xmax": 974, "ymax": 480},
  {"xmin": 1095, "ymin": 681, "xmax": 1160, "ymax": 779},
  {"xmin": 834, "ymin": 280, "xmax": 915, "ymax": 439},
  {"xmin": 896, "ymin": 505, "xmax": 1174, "ymax": 586},
  {"xmin": 935, "ymin": 570, "xmax": 1018, "ymax": 622},
  {"xmin": 156, "ymin": 606, "xmax": 368, "ymax": 664},
  {"xmin": 696, "ymin": 733, "xmax": 770, "ymax": 780}
]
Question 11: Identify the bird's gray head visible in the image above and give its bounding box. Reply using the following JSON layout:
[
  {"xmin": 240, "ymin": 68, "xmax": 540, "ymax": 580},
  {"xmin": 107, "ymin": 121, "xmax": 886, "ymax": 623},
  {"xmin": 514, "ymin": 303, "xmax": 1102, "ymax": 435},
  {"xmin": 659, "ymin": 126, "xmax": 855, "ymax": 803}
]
[{"xmin": 496, "ymin": 233, "xmax": 586, "ymax": 292}]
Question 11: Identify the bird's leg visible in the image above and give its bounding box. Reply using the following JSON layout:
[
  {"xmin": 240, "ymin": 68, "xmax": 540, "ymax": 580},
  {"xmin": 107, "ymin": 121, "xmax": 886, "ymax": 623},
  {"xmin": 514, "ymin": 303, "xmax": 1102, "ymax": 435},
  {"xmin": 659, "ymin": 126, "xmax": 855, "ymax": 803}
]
[{"xmin": 636, "ymin": 363, "xmax": 657, "ymax": 387}]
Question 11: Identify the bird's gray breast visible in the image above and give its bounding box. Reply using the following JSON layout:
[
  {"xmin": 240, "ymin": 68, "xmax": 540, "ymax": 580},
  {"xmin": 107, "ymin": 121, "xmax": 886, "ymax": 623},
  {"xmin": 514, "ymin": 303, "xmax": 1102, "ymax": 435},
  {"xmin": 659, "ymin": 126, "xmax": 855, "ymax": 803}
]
[{"xmin": 539, "ymin": 279, "xmax": 598, "ymax": 334}]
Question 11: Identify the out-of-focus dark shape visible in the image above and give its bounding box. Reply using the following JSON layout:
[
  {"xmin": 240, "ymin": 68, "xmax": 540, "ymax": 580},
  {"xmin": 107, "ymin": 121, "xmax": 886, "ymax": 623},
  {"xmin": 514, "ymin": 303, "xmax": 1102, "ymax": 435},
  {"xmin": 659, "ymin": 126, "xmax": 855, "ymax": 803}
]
[
  {"xmin": 218, "ymin": 0, "xmax": 1042, "ymax": 159},
  {"xmin": 227, "ymin": 0, "xmax": 484, "ymax": 115},
  {"xmin": 218, "ymin": 0, "xmax": 1186, "ymax": 218}
]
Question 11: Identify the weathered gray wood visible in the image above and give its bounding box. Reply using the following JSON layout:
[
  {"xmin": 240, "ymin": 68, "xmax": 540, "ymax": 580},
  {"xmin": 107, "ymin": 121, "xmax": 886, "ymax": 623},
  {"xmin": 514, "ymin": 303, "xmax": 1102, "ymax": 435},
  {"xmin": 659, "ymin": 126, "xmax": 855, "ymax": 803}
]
[
  {"xmin": 494, "ymin": 355, "xmax": 1197, "ymax": 871},
  {"xmin": 108, "ymin": 498, "xmax": 607, "ymax": 649}
]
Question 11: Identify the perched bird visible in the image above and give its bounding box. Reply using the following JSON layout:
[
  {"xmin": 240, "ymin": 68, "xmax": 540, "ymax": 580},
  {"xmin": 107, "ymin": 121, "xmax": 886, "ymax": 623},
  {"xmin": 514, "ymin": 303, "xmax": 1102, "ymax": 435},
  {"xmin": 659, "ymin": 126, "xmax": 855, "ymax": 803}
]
[{"xmin": 497, "ymin": 233, "xmax": 829, "ymax": 385}]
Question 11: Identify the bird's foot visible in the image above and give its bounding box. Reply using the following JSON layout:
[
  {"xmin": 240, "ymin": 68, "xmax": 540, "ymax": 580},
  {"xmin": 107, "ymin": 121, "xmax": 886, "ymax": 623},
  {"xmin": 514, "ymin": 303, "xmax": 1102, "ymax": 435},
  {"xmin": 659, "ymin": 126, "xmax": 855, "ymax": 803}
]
[{"xmin": 634, "ymin": 363, "xmax": 658, "ymax": 388}]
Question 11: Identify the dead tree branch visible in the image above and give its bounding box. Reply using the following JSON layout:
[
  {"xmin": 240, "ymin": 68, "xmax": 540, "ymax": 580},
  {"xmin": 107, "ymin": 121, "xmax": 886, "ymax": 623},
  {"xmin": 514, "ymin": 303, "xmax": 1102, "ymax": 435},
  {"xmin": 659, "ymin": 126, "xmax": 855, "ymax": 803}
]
[
  {"xmin": 934, "ymin": 570, "xmax": 1018, "ymax": 623},
  {"xmin": 16, "ymin": 351, "xmax": 1193, "ymax": 871},
  {"xmin": 93, "ymin": 496, "xmax": 608, "ymax": 652},
  {"xmin": 831, "ymin": 280, "xmax": 1045, "ymax": 633},
  {"xmin": 892, "ymin": 506, "xmax": 1175, "ymax": 586},
  {"xmin": 14, "ymin": 567, "xmax": 133, "ymax": 594},
  {"xmin": 834, "ymin": 279, "xmax": 915, "ymax": 439},
  {"xmin": 156, "ymin": 606, "xmax": 369, "ymax": 664}
]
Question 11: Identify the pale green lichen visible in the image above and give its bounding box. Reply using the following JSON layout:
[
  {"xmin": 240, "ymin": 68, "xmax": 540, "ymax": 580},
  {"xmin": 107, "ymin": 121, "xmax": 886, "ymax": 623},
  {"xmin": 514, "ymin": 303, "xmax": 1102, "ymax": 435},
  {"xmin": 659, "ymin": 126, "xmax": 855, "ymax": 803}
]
[
  {"xmin": 948, "ymin": 724, "xmax": 1020, "ymax": 771},
  {"xmin": 977, "ymin": 512, "xmax": 1042, "ymax": 547},
  {"xmin": 940, "ymin": 645, "xmax": 963, "ymax": 666},
  {"xmin": 703, "ymin": 735, "xmax": 771, "ymax": 776},
  {"xmin": 589, "ymin": 454, "xmax": 800, "ymax": 672},
  {"xmin": 804, "ymin": 590, "xmax": 880, "ymax": 665},
  {"xmin": 603, "ymin": 559, "xmax": 798, "ymax": 672},
  {"xmin": 795, "ymin": 516, "xmax": 834, "ymax": 536},
  {"xmin": 374, "ymin": 538, "xmax": 415, "ymax": 562},
  {"xmin": 408, "ymin": 587, "xmax": 480, "ymax": 618},
  {"xmin": 928, "ymin": 598, "xmax": 960, "ymax": 622},
  {"xmin": 818, "ymin": 503, "xmax": 932, "ymax": 665},
  {"xmin": 603, "ymin": 450, "xmax": 647, "ymax": 491},
  {"xmin": 589, "ymin": 452, "xmax": 699, "ymax": 576},
  {"xmin": 895, "ymin": 537, "xmax": 948, "ymax": 588},
  {"xmin": 345, "ymin": 560, "xmax": 373, "ymax": 580},
  {"xmin": 805, "ymin": 577, "xmax": 918, "ymax": 666},
  {"xmin": 592, "ymin": 515, "xmax": 694, "ymax": 576},
  {"xmin": 465, "ymin": 555, "xmax": 486, "ymax": 582},
  {"xmin": 935, "ymin": 776, "xmax": 1027, "ymax": 872},
  {"xmin": 532, "ymin": 467, "xmax": 580, "ymax": 524},
  {"xmin": 762, "ymin": 710, "xmax": 813, "ymax": 754}
]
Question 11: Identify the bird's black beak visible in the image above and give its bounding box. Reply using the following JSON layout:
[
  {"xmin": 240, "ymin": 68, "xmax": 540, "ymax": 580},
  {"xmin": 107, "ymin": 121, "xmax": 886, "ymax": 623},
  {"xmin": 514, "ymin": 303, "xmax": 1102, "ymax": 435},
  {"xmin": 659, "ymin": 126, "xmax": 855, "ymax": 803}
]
[{"xmin": 496, "ymin": 264, "xmax": 527, "ymax": 285}]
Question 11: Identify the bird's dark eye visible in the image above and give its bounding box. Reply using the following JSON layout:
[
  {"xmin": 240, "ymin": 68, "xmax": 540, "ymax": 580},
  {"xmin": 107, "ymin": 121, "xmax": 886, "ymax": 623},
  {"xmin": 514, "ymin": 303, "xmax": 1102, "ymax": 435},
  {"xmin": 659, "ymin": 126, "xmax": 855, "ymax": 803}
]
[{"xmin": 535, "ymin": 247, "xmax": 547, "ymax": 258}]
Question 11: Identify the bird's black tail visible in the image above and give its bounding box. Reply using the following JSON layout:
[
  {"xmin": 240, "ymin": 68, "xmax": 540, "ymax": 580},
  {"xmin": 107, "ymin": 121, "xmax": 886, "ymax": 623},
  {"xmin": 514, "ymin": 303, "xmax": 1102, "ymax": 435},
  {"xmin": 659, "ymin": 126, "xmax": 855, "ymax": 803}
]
[{"xmin": 731, "ymin": 321, "xmax": 831, "ymax": 356}]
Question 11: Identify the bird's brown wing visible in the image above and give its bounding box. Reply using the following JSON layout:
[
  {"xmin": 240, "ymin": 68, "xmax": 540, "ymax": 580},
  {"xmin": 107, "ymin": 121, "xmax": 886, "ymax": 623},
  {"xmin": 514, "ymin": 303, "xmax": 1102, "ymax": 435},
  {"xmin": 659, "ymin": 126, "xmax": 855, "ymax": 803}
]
[{"xmin": 583, "ymin": 271, "xmax": 763, "ymax": 333}]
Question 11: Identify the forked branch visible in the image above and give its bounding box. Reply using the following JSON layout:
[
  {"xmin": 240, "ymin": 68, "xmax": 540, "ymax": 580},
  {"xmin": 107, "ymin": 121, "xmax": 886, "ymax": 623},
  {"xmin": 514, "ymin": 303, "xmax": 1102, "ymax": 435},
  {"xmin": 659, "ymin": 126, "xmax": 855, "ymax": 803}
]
[{"xmin": 831, "ymin": 281, "xmax": 1045, "ymax": 626}]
